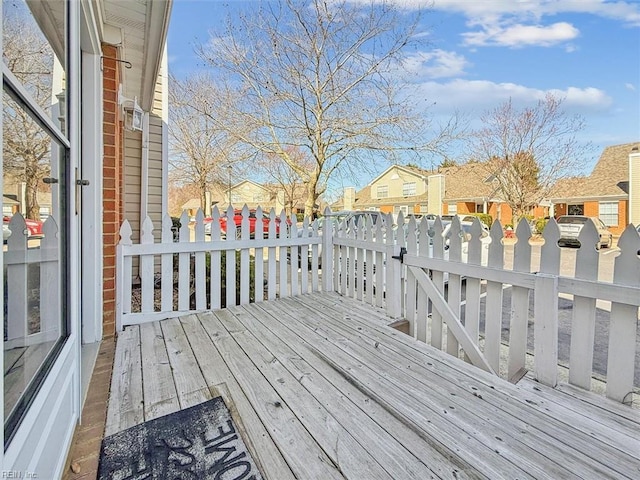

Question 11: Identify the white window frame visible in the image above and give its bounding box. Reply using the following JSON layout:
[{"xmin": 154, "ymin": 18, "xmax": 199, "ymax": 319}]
[
  {"xmin": 448, "ymin": 203, "xmax": 458, "ymax": 214},
  {"xmin": 599, "ymin": 201, "xmax": 618, "ymax": 226},
  {"xmin": 376, "ymin": 185, "xmax": 388, "ymax": 199},
  {"xmin": 402, "ymin": 182, "xmax": 416, "ymax": 197}
]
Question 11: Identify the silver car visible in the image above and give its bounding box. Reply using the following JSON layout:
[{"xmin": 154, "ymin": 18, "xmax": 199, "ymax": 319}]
[{"xmin": 557, "ymin": 215, "xmax": 613, "ymax": 249}]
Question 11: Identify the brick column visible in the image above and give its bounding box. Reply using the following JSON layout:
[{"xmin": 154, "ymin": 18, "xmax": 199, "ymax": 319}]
[{"xmin": 102, "ymin": 45, "xmax": 123, "ymax": 337}]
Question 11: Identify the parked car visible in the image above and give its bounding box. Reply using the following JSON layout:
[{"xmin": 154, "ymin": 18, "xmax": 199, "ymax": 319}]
[
  {"xmin": 3, "ymin": 215, "xmax": 44, "ymax": 239},
  {"xmin": 204, "ymin": 209, "xmax": 289, "ymax": 239},
  {"xmin": 556, "ymin": 215, "xmax": 612, "ymax": 249}
]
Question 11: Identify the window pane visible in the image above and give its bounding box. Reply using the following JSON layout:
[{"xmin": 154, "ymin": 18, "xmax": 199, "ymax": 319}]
[
  {"xmin": 599, "ymin": 202, "xmax": 618, "ymax": 226},
  {"xmin": 377, "ymin": 185, "xmax": 388, "ymax": 198},
  {"xmin": 402, "ymin": 182, "xmax": 415, "ymax": 196},
  {"xmin": 3, "ymin": 93, "xmax": 68, "ymax": 434},
  {"xmin": 2, "ymin": 0, "xmax": 67, "ymax": 136}
]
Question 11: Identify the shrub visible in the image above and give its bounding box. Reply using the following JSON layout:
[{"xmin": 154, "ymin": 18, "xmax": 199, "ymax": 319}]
[
  {"xmin": 462, "ymin": 213, "xmax": 493, "ymax": 228},
  {"xmin": 535, "ymin": 217, "xmax": 549, "ymax": 234},
  {"xmin": 295, "ymin": 213, "xmax": 305, "ymax": 222}
]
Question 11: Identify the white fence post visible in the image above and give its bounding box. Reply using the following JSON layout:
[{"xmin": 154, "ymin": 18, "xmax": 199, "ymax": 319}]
[
  {"xmin": 140, "ymin": 216, "xmax": 155, "ymax": 313},
  {"xmin": 116, "ymin": 220, "xmax": 133, "ymax": 331},
  {"xmin": 39, "ymin": 217, "xmax": 60, "ymax": 339}
]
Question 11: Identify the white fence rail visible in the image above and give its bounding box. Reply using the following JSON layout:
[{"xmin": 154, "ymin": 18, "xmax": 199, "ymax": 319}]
[
  {"xmin": 332, "ymin": 212, "xmax": 640, "ymax": 404},
  {"xmin": 116, "ymin": 206, "xmax": 640, "ymax": 403},
  {"xmin": 116, "ymin": 205, "xmax": 322, "ymax": 329},
  {"xmin": 4, "ymin": 214, "xmax": 60, "ymax": 349}
]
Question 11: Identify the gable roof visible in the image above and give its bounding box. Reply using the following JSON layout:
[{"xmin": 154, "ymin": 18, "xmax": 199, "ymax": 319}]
[
  {"xmin": 368, "ymin": 164, "xmax": 432, "ymax": 185},
  {"xmin": 439, "ymin": 161, "xmax": 502, "ymax": 202},
  {"xmin": 549, "ymin": 142, "xmax": 639, "ymax": 200}
]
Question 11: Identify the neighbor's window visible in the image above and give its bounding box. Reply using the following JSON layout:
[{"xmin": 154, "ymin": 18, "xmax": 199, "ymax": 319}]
[
  {"xmin": 568, "ymin": 204, "xmax": 584, "ymax": 215},
  {"xmin": 448, "ymin": 203, "xmax": 457, "ymax": 214},
  {"xmin": 599, "ymin": 201, "xmax": 618, "ymax": 226},
  {"xmin": 376, "ymin": 185, "xmax": 388, "ymax": 198},
  {"xmin": 231, "ymin": 193, "xmax": 242, "ymax": 204},
  {"xmin": 402, "ymin": 182, "xmax": 416, "ymax": 196}
]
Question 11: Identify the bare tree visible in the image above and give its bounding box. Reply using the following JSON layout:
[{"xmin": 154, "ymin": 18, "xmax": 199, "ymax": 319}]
[
  {"xmin": 473, "ymin": 94, "xmax": 592, "ymax": 223},
  {"xmin": 2, "ymin": 10, "xmax": 54, "ymax": 220},
  {"xmin": 196, "ymin": 0, "xmax": 457, "ymax": 216},
  {"xmin": 258, "ymin": 147, "xmax": 312, "ymax": 215},
  {"xmin": 168, "ymin": 73, "xmax": 248, "ymax": 211}
]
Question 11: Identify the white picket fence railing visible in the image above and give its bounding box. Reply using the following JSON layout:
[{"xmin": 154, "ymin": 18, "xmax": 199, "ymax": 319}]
[
  {"xmin": 116, "ymin": 205, "xmax": 324, "ymax": 328},
  {"xmin": 331, "ymin": 211, "xmax": 640, "ymax": 404},
  {"xmin": 116, "ymin": 206, "xmax": 640, "ymax": 404},
  {"xmin": 4, "ymin": 213, "xmax": 60, "ymax": 350}
]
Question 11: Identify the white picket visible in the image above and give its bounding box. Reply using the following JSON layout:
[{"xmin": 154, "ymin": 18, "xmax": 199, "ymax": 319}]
[
  {"xmin": 415, "ymin": 218, "xmax": 429, "ymax": 343},
  {"xmin": 395, "ymin": 211, "xmax": 406, "ymax": 316},
  {"xmin": 178, "ymin": 210, "xmax": 191, "ymax": 311},
  {"xmin": 300, "ymin": 216, "xmax": 309, "ymax": 294},
  {"xmin": 225, "ymin": 205, "xmax": 236, "ymax": 307},
  {"xmin": 240, "ymin": 205, "xmax": 251, "ymax": 305},
  {"xmin": 404, "ymin": 217, "xmax": 417, "ymax": 336},
  {"xmin": 565, "ymin": 219, "xmax": 598, "ymax": 389},
  {"xmin": 312, "ymin": 217, "xmax": 320, "ymax": 292},
  {"xmin": 289, "ymin": 215, "xmax": 299, "ymax": 297},
  {"xmin": 116, "ymin": 220, "xmax": 133, "ymax": 331},
  {"xmin": 363, "ymin": 219, "xmax": 374, "ymax": 305},
  {"xmin": 446, "ymin": 216, "xmax": 463, "ymax": 357},
  {"xmin": 254, "ymin": 206, "xmax": 265, "ymax": 303},
  {"xmin": 355, "ymin": 216, "xmax": 365, "ymax": 302},
  {"xmin": 508, "ymin": 219, "xmax": 532, "ymax": 382},
  {"xmin": 430, "ymin": 217, "xmax": 446, "ymax": 350},
  {"xmin": 39, "ymin": 217, "xmax": 60, "ymax": 338},
  {"xmin": 161, "ymin": 214, "xmax": 174, "ymax": 312},
  {"xmin": 534, "ymin": 219, "xmax": 561, "ymax": 387},
  {"xmin": 140, "ymin": 216, "xmax": 155, "ymax": 313},
  {"xmin": 194, "ymin": 209, "xmax": 206, "ymax": 310},
  {"xmin": 606, "ymin": 225, "xmax": 640, "ymax": 403},
  {"xmin": 6, "ymin": 215, "xmax": 29, "ymax": 343},
  {"xmin": 210, "ymin": 207, "xmax": 222, "ymax": 309},
  {"xmin": 279, "ymin": 210, "xmax": 290, "ymax": 298},
  {"xmin": 464, "ymin": 219, "xmax": 484, "ymax": 363},
  {"xmin": 484, "ymin": 220, "xmax": 505, "ymax": 372},
  {"xmin": 322, "ymin": 206, "xmax": 334, "ymax": 293},
  {"xmin": 268, "ymin": 208, "xmax": 277, "ymax": 301},
  {"xmin": 374, "ymin": 218, "xmax": 385, "ymax": 308}
]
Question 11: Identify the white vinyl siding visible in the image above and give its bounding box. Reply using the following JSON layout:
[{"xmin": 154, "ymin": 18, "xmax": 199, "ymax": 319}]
[{"xmin": 599, "ymin": 201, "xmax": 618, "ymax": 226}]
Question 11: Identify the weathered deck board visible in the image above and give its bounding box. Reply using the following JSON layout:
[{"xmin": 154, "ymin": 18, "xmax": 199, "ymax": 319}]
[
  {"xmin": 107, "ymin": 293, "xmax": 640, "ymax": 479},
  {"xmin": 296, "ymin": 294, "xmax": 637, "ymax": 478}
]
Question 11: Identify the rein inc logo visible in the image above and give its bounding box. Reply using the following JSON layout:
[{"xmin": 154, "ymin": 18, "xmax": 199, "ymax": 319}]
[{"xmin": 2, "ymin": 472, "xmax": 37, "ymax": 478}]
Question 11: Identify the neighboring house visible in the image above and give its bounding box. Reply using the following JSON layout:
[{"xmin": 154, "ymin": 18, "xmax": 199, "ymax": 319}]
[
  {"xmin": 332, "ymin": 165, "xmax": 432, "ymax": 216},
  {"xmin": 549, "ymin": 142, "xmax": 640, "ymax": 235},
  {"xmin": 334, "ymin": 162, "xmax": 554, "ymax": 226},
  {"xmin": 1, "ymin": 0, "xmax": 172, "ymax": 475},
  {"xmin": 435, "ymin": 161, "xmax": 518, "ymax": 225}
]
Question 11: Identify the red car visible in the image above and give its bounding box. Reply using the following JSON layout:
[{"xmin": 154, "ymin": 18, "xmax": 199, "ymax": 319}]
[
  {"xmin": 3, "ymin": 215, "xmax": 44, "ymax": 239},
  {"xmin": 204, "ymin": 209, "xmax": 289, "ymax": 239}
]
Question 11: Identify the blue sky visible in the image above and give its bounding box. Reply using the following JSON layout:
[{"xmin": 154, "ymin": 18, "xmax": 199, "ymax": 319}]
[{"xmin": 168, "ymin": 0, "xmax": 640, "ymax": 190}]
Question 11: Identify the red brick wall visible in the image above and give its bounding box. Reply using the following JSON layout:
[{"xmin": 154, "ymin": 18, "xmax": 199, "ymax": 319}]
[{"xmin": 102, "ymin": 45, "xmax": 123, "ymax": 338}]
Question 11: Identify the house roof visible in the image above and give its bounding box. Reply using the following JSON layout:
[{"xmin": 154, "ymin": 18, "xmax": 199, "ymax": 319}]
[
  {"xmin": 440, "ymin": 161, "xmax": 502, "ymax": 202},
  {"xmin": 549, "ymin": 142, "xmax": 639, "ymax": 200},
  {"xmin": 368, "ymin": 164, "xmax": 431, "ymax": 185}
]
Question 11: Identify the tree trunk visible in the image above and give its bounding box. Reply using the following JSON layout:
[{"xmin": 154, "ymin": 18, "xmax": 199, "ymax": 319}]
[
  {"xmin": 304, "ymin": 176, "xmax": 319, "ymax": 219},
  {"xmin": 25, "ymin": 180, "xmax": 40, "ymax": 220}
]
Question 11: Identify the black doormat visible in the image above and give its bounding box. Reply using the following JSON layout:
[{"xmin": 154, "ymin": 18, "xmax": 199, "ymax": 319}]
[{"xmin": 98, "ymin": 396, "xmax": 263, "ymax": 479}]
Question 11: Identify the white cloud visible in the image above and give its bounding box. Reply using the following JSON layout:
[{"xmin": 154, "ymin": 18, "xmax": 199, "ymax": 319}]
[
  {"xmin": 462, "ymin": 22, "xmax": 579, "ymax": 47},
  {"xmin": 403, "ymin": 49, "xmax": 468, "ymax": 78},
  {"xmin": 387, "ymin": 0, "xmax": 640, "ymax": 26},
  {"xmin": 625, "ymin": 82, "xmax": 637, "ymax": 91},
  {"xmin": 411, "ymin": 79, "xmax": 612, "ymax": 113}
]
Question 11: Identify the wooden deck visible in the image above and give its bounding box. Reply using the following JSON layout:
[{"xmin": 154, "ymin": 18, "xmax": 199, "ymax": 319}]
[{"xmin": 106, "ymin": 292, "xmax": 640, "ymax": 479}]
